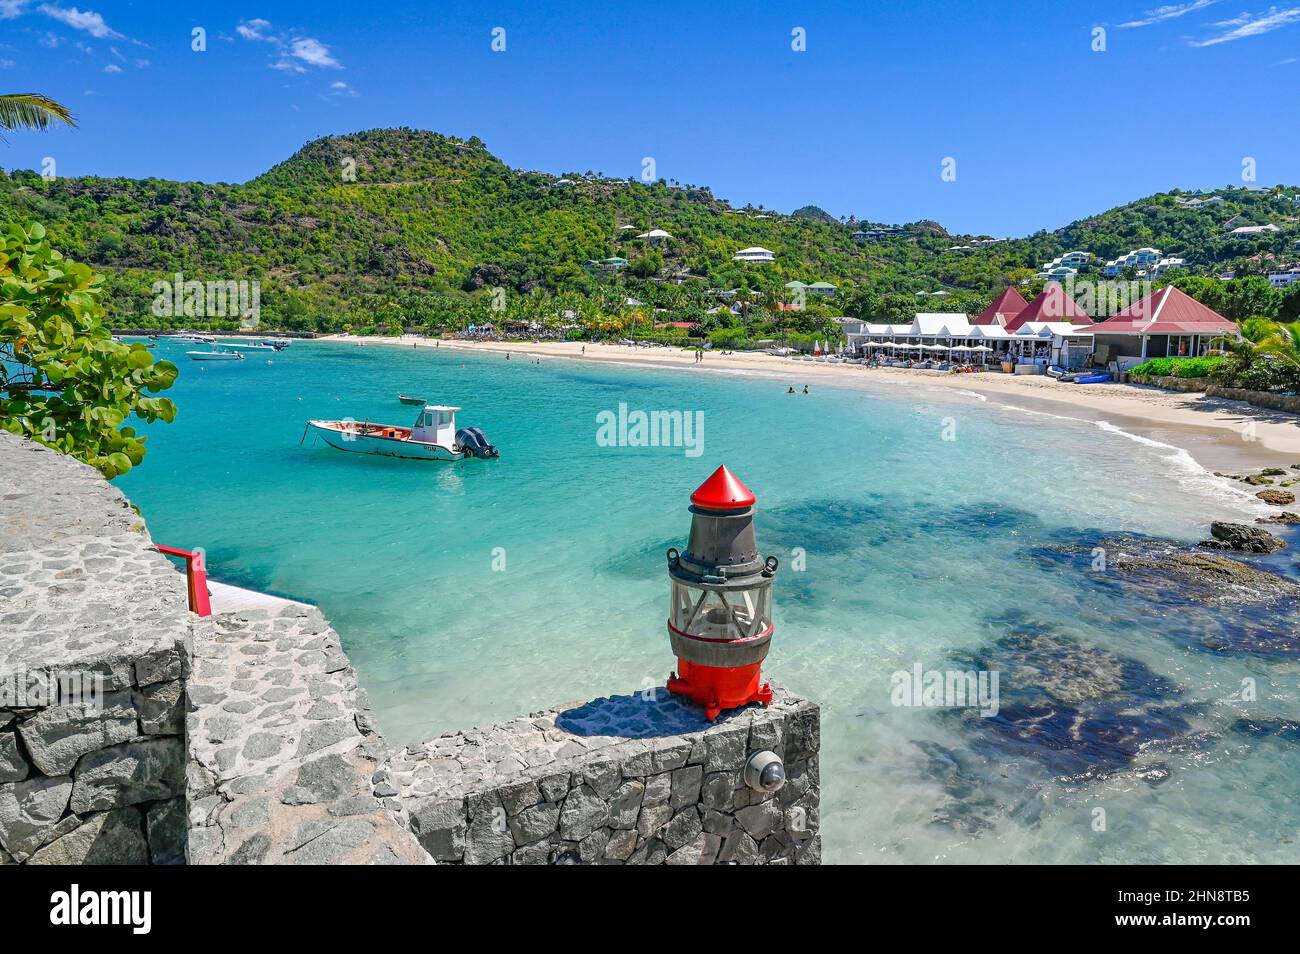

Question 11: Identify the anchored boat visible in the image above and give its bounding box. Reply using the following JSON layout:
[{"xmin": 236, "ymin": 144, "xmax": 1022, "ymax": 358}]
[
  {"xmin": 187, "ymin": 350, "xmax": 245, "ymax": 361},
  {"xmin": 304, "ymin": 405, "xmax": 499, "ymax": 461},
  {"xmin": 397, "ymin": 393, "xmax": 425, "ymax": 405}
]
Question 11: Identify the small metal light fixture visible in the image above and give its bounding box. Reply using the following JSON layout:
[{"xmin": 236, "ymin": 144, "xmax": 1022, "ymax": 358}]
[
  {"xmin": 744, "ymin": 750, "xmax": 786, "ymax": 793},
  {"xmin": 665, "ymin": 465, "xmax": 778, "ymax": 720}
]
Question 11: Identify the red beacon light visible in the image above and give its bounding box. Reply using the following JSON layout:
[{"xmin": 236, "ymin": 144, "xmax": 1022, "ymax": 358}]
[{"xmin": 666, "ymin": 465, "xmax": 778, "ymax": 720}]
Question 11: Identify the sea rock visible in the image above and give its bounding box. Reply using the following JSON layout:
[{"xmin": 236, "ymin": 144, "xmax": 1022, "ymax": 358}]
[
  {"xmin": 1257, "ymin": 511, "xmax": 1300, "ymax": 525},
  {"xmin": 1256, "ymin": 489, "xmax": 1296, "ymax": 506},
  {"xmin": 1199, "ymin": 522, "xmax": 1287, "ymax": 554}
]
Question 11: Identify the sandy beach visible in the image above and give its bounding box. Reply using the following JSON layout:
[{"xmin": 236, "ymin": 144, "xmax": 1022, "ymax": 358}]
[{"xmin": 320, "ymin": 335, "xmax": 1300, "ymax": 476}]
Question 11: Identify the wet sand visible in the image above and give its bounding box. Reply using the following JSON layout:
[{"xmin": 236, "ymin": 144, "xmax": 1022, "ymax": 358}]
[{"xmin": 320, "ymin": 335, "xmax": 1300, "ymax": 476}]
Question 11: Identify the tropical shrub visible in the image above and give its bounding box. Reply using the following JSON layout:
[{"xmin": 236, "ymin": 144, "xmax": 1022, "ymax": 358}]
[
  {"xmin": 1130, "ymin": 356, "xmax": 1224, "ymax": 378},
  {"xmin": 0, "ymin": 222, "xmax": 178, "ymax": 477}
]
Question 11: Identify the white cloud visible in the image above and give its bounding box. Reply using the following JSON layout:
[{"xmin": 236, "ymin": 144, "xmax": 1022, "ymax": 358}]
[
  {"xmin": 1119, "ymin": 0, "xmax": 1219, "ymax": 27},
  {"xmin": 0, "ymin": 58, "xmax": 15, "ymax": 68},
  {"xmin": 38, "ymin": 4, "xmax": 121, "ymax": 39},
  {"xmin": 289, "ymin": 37, "xmax": 340, "ymax": 68},
  {"xmin": 235, "ymin": 18, "xmax": 343, "ymax": 70},
  {"xmin": 236, "ymin": 18, "xmax": 274, "ymax": 42},
  {"xmin": 0, "ymin": 0, "xmax": 28, "ymax": 21},
  {"xmin": 102, "ymin": 62, "xmax": 119, "ymax": 72},
  {"xmin": 1190, "ymin": 5, "xmax": 1300, "ymax": 44}
]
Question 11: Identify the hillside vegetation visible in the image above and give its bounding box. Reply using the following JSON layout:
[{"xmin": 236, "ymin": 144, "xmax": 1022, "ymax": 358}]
[{"xmin": 2, "ymin": 128, "xmax": 1298, "ymax": 339}]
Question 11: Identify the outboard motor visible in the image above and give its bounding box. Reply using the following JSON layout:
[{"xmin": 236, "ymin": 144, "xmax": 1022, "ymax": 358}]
[{"xmin": 456, "ymin": 426, "xmax": 500, "ymax": 459}]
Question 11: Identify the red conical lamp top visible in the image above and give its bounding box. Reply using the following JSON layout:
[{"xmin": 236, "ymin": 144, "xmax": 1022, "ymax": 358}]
[{"xmin": 690, "ymin": 465, "xmax": 756, "ymax": 510}]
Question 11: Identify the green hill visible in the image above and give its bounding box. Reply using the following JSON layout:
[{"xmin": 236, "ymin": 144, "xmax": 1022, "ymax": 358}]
[{"xmin": 1, "ymin": 128, "xmax": 1297, "ymax": 335}]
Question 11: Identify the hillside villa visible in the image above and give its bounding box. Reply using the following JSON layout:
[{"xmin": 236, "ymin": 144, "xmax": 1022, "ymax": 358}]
[{"xmin": 734, "ymin": 246, "xmax": 775, "ymax": 263}]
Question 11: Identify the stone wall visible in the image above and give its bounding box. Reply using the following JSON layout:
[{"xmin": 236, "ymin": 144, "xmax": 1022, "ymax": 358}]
[
  {"xmin": 1130, "ymin": 374, "xmax": 1300, "ymax": 412},
  {"xmin": 0, "ymin": 433, "xmax": 190, "ymax": 864},
  {"xmin": 0, "ymin": 432, "xmax": 428, "ymax": 865},
  {"xmin": 394, "ymin": 688, "xmax": 821, "ymax": 864}
]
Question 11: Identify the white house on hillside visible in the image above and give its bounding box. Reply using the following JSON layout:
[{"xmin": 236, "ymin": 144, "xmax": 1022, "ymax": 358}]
[{"xmin": 733, "ymin": 246, "xmax": 775, "ymax": 263}]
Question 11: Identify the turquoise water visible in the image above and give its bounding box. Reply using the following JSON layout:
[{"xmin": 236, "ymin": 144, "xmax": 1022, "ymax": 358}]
[{"xmin": 120, "ymin": 340, "xmax": 1300, "ymax": 864}]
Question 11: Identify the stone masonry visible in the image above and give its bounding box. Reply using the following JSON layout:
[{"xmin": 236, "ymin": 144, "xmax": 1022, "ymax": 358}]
[
  {"xmin": 185, "ymin": 605, "xmax": 428, "ymax": 864},
  {"xmin": 0, "ymin": 431, "xmax": 427, "ymax": 865},
  {"xmin": 0, "ymin": 432, "xmax": 189, "ymax": 863},
  {"xmin": 393, "ymin": 689, "xmax": 821, "ymax": 864}
]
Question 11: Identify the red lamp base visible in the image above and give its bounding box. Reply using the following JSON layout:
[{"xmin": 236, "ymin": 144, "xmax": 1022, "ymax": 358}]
[{"xmin": 667, "ymin": 659, "xmax": 773, "ymax": 721}]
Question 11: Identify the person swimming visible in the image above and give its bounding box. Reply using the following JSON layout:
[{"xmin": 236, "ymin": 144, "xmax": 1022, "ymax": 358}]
[
  {"xmin": 802, "ymin": 385, "xmax": 809, "ymax": 394},
  {"xmin": 787, "ymin": 387, "xmax": 795, "ymax": 394}
]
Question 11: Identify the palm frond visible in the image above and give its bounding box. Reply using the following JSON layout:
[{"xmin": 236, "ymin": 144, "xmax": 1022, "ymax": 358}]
[{"xmin": 0, "ymin": 93, "xmax": 77, "ymax": 133}]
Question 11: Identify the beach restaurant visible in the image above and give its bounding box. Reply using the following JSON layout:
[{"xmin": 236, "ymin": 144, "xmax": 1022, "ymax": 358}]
[{"xmin": 841, "ymin": 291, "xmax": 1097, "ymax": 369}]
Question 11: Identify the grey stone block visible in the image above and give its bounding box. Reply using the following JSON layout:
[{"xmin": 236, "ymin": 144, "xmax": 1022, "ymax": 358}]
[
  {"xmin": 0, "ymin": 774, "xmax": 73, "ymax": 859},
  {"xmin": 0, "ymin": 730, "xmax": 28, "ymax": 783},
  {"xmin": 69, "ymin": 737, "xmax": 185, "ymax": 814},
  {"xmin": 17, "ymin": 691, "xmax": 138, "ymax": 775},
  {"xmin": 27, "ymin": 807, "xmax": 149, "ymax": 865}
]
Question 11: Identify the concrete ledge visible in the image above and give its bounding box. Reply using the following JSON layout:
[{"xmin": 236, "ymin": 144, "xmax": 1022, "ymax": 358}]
[{"xmin": 394, "ymin": 688, "xmax": 821, "ymax": 864}]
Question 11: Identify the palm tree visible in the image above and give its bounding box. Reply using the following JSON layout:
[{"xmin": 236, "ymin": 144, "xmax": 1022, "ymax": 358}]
[{"xmin": 0, "ymin": 93, "xmax": 76, "ymax": 135}]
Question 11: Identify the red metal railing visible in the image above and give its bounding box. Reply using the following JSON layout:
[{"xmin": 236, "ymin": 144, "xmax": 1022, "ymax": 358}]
[{"xmin": 155, "ymin": 545, "xmax": 212, "ymax": 617}]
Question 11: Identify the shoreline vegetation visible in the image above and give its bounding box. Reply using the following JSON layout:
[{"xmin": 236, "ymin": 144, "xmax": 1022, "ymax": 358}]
[{"xmin": 317, "ymin": 334, "xmax": 1300, "ymax": 479}]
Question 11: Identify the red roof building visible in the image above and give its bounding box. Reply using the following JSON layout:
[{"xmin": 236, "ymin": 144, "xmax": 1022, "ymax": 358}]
[
  {"xmin": 654, "ymin": 321, "xmax": 700, "ymax": 330},
  {"xmin": 973, "ymin": 287, "xmax": 1029, "ymax": 326},
  {"xmin": 1088, "ymin": 286, "xmax": 1237, "ymax": 360},
  {"xmin": 1090, "ymin": 286, "xmax": 1236, "ymax": 336},
  {"xmin": 1003, "ymin": 286, "xmax": 1093, "ymax": 331}
]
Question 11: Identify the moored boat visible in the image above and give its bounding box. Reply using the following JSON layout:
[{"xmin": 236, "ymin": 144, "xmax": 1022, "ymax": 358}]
[
  {"xmin": 397, "ymin": 393, "xmax": 425, "ymax": 405},
  {"xmin": 187, "ymin": 350, "xmax": 245, "ymax": 361},
  {"xmin": 304, "ymin": 405, "xmax": 498, "ymax": 461}
]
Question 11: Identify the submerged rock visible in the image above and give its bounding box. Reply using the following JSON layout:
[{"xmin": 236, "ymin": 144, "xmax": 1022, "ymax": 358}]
[
  {"xmin": 1199, "ymin": 522, "xmax": 1287, "ymax": 554},
  {"xmin": 1257, "ymin": 511, "xmax": 1300, "ymax": 525},
  {"xmin": 1257, "ymin": 489, "xmax": 1296, "ymax": 506},
  {"xmin": 944, "ymin": 621, "xmax": 1197, "ymax": 786}
]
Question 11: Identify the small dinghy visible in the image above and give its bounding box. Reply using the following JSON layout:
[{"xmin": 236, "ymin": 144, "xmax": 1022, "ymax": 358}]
[
  {"xmin": 1074, "ymin": 372, "xmax": 1111, "ymax": 384},
  {"xmin": 187, "ymin": 350, "xmax": 244, "ymax": 361},
  {"xmin": 397, "ymin": 393, "xmax": 425, "ymax": 406},
  {"xmin": 304, "ymin": 405, "xmax": 499, "ymax": 461}
]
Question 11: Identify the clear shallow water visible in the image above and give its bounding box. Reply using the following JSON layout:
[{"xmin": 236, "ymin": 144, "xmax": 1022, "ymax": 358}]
[{"xmin": 120, "ymin": 340, "xmax": 1300, "ymax": 864}]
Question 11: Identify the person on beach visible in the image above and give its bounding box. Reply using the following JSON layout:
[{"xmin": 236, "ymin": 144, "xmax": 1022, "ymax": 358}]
[{"xmin": 582, "ymin": 346, "xmax": 585, "ymax": 355}]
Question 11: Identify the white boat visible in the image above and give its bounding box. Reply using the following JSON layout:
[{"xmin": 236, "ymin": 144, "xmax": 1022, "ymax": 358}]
[
  {"xmin": 262, "ymin": 338, "xmax": 292, "ymax": 349},
  {"xmin": 187, "ymin": 350, "xmax": 245, "ymax": 361},
  {"xmin": 304, "ymin": 405, "xmax": 499, "ymax": 461},
  {"xmin": 175, "ymin": 333, "xmax": 218, "ymax": 344},
  {"xmin": 218, "ymin": 341, "xmax": 277, "ymax": 351}
]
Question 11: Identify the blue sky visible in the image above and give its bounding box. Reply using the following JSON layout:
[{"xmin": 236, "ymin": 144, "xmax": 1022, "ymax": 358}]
[{"xmin": 1, "ymin": 0, "xmax": 1298, "ymax": 235}]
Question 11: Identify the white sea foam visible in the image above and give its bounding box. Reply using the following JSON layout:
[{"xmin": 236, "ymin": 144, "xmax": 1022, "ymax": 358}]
[{"xmin": 991, "ymin": 403, "xmax": 1268, "ymax": 516}]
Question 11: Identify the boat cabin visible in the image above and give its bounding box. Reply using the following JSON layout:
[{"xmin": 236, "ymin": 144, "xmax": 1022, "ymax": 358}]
[{"xmin": 410, "ymin": 405, "xmax": 460, "ymax": 448}]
